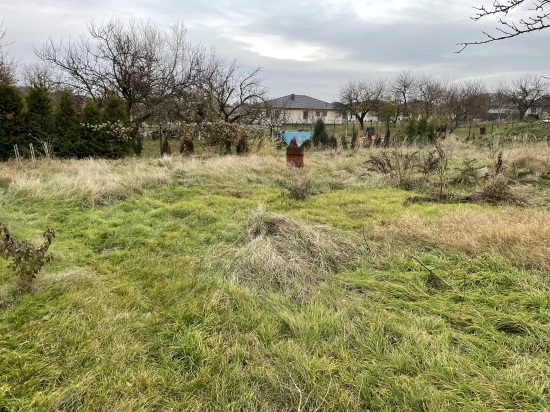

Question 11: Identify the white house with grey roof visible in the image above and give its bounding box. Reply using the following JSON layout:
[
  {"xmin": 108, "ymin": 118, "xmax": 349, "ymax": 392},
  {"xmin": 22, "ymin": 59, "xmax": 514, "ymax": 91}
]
[{"xmin": 265, "ymin": 94, "xmax": 344, "ymax": 125}]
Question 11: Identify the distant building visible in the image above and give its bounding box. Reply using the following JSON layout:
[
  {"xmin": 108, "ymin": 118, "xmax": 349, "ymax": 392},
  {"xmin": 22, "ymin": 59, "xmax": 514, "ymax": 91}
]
[
  {"xmin": 487, "ymin": 94, "xmax": 550, "ymax": 121},
  {"xmin": 265, "ymin": 94, "xmax": 343, "ymax": 125}
]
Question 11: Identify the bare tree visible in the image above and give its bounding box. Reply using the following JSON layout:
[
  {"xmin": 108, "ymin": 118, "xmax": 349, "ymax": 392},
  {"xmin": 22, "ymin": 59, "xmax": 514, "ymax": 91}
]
[
  {"xmin": 263, "ymin": 98, "xmax": 292, "ymax": 129},
  {"xmin": 458, "ymin": 0, "xmax": 550, "ymax": 51},
  {"xmin": 503, "ymin": 73, "xmax": 550, "ymax": 119},
  {"xmin": 35, "ymin": 19, "xmax": 205, "ymax": 136},
  {"xmin": 206, "ymin": 57, "xmax": 268, "ymax": 124},
  {"xmin": 416, "ymin": 75, "xmax": 447, "ymax": 118},
  {"xmin": 489, "ymin": 81, "xmax": 512, "ymax": 123},
  {"xmin": 21, "ymin": 62, "xmax": 62, "ymax": 90},
  {"xmin": 441, "ymin": 80, "xmax": 489, "ymax": 132},
  {"xmin": 390, "ymin": 71, "xmax": 417, "ymax": 120},
  {"xmin": 337, "ymin": 79, "xmax": 385, "ymax": 129},
  {"xmin": 0, "ymin": 21, "xmax": 17, "ymax": 80}
]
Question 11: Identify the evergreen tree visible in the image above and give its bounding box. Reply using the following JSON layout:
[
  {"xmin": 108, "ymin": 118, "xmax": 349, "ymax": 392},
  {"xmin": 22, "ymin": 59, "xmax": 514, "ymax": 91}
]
[
  {"xmin": 100, "ymin": 92, "xmax": 131, "ymax": 158},
  {"xmin": 54, "ymin": 90, "xmax": 80, "ymax": 158},
  {"xmin": 81, "ymin": 99, "xmax": 100, "ymax": 158},
  {"xmin": 102, "ymin": 91, "xmax": 128, "ymax": 125},
  {"xmin": 0, "ymin": 75, "xmax": 24, "ymax": 161},
  {"xmin": 405, "ymin": 118, "xmax": 418, "ymax": 144},
  {"xmin": 312, "ymin": 118, "xmax": 329, "ymax": 147},
  {"xmin": 426, "ymin": 118, "xmax": 439, "ymax": 144},
  {"xmin": 82, "ymin": 99, "xmax": 101, "ymax": 124},
  {"xmin": 417, "ymin": 117, "xmax": 428, "ymax": 141},
  {"xmin": 25, "ymin": 82, "xmax": 54, "ymax": 155}
]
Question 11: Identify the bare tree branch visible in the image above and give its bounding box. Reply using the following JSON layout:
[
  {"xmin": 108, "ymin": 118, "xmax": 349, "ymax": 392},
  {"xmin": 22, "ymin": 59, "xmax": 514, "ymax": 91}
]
[
  {"xmin": 0, "ymin": 20, "xmax": 18, "ymax": 80},
  {"xmin": 457, "ymin": 0, "xmax": 550, "ymax": 52}
]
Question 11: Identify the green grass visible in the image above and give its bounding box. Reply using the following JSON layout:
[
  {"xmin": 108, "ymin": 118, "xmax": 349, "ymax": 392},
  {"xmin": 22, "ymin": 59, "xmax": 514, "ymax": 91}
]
[{"xmin": 1, "ymin": 142, "xmax": 550, "ymax": 410}]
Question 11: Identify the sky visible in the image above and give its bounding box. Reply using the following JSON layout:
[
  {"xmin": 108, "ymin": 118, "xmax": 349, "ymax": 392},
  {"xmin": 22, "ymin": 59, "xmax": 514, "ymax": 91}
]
[{"xmin": 1, "ymin": 0, "xmax": 548, "ymax": 102}]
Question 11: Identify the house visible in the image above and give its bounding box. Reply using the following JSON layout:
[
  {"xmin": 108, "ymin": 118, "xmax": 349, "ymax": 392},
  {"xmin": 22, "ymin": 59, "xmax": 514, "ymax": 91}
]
[
  {"xmin": 529, "ymin": 96, "xmax": 550, "ymax": 120},
  {"xmin": 487, "ymin": 94, "xmax": 550, "ymax": 121},
  {"xmin": 265, "ymin": 94, "xmax": 343, "ymax": 126}
]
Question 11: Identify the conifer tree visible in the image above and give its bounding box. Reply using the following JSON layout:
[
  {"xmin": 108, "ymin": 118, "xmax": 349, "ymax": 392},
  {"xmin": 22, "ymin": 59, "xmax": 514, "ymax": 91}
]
[
  {"xmin": 82, "ymin": 99, "xmax": 101, "ymax": 124},
  {"xmin": 54, "ymin": 90, "xmax": 80, "ymax": 158},
  {"xmin": 100, "ymin": 91, "xmax": 131, "ymax": 158},
  {"xmin": 81, "ymin": 99, "xmax": 100, "ymax": 157},
  {"xmin": 25, "ymin": 82, "xmax": 54, "ymax": 153},
  {"xmin": 102, "ymin": 91, "xmax": 128, "ymax": 125},
  {"xmin": 0, "ymin": 75, "xmax": 24, "ymax": 161},
  {"xmin": 312, "ymin": 118, "xmax": 329, "ymax": 147}
]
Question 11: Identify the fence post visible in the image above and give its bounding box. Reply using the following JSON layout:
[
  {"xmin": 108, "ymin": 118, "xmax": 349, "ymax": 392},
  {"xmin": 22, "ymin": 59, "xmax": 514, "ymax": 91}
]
[
  {"xmin": 0, "ymin": 119, "xmax": 3, "ymax": 162},
  {"xmin": 159, "ymin": 123, "xmax": 163, "ymax": 157}
]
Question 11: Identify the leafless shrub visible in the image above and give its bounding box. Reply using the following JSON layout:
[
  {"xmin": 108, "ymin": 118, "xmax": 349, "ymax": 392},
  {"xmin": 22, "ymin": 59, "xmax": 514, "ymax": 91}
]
[
  {"xmin": 452, "ymin": 159, "xmax": 477, "ymax": 186},
  {"xmin": 494, "ymin": 151, "xmax": 504, "ymax": 175},
  {"xmin": 367, "ymin": 150, "xmax": 419, "ymax": 189},
  {"xmin": 280, "ymin": 170, "xmax": 313, "ymax": 201},
  {"xmin": 462, "ymin": 176, "xmax": 525, "ymax": 206}
]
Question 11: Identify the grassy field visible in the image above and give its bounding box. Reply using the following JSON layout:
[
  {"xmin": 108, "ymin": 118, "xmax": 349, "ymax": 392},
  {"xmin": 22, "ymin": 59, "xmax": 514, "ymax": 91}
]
[{"xmin": 1, "ymin": 136, "xmax": 550, "ymax": 411}]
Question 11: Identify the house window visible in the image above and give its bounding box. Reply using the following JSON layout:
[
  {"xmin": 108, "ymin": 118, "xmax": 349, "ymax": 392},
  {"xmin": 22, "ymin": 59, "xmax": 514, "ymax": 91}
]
[
  {"xmin": 322, "ymin": 111, "xmax": 327, "ymax": 117},
  {"xmin": 303, "ymin": 111, "xmax": 308, "ymax": 120},
  {"xmin": 315, "ymin": 111, "xmax": 321, "ymax": 117}
]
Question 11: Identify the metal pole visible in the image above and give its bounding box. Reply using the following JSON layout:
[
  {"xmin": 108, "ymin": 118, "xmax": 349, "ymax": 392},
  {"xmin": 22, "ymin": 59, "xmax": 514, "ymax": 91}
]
[
  {"xmin": 159, "ymin": 123, "xmax": 163, "ymax": 157},
  {"xmin": 0, "ymin": 119, "xmax": 3, "ymax": 162}
]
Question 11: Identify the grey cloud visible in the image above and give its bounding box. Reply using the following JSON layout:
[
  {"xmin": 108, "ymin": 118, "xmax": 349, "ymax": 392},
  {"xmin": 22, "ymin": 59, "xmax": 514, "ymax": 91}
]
[{"xmin": 2, "ymin": 0, "xmax": 549, "ymax": 101}]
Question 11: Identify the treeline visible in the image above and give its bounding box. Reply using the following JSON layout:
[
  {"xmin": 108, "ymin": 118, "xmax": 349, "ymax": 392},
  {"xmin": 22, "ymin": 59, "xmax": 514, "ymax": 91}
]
[
  {"xmin": 337, "ymin": 72, "xmax": 550, "ymax": 136},
  {"xmin": 0, "ymin": 77, "xmax": 133, "ymax": 160},
  {"xmin": 0, "ymin": 19, "xmax": 268, "ymax": 160}
]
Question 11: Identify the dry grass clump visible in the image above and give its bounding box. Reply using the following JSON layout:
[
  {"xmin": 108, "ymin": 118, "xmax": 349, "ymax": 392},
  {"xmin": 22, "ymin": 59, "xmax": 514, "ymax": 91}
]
[
  {"xmin": 508, "ymin": 156, "xmax": 550, "ymax": 182},
  {"xmin": 372, "ymin": 207, "xmax": 550, "ymax": 270},
  {"xmin": 462, "ymin": 176, "xmax": 526, "ymax": 206},
  {"xmin": 215, "ymin": 207, "xmax": 367, "ymax": 296}
]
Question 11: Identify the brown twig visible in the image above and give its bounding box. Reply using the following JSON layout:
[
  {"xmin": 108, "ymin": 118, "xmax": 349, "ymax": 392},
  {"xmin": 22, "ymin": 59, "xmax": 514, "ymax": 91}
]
[{"xmin": 411, "ymin": 254, "xmax": 454, "ymax": 291}]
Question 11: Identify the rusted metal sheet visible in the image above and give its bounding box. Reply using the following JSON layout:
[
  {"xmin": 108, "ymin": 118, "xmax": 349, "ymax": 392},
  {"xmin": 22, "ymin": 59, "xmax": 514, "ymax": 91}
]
[{"xmin": 286, "ymin": 146, "xmax": 304, "ymax": 167}]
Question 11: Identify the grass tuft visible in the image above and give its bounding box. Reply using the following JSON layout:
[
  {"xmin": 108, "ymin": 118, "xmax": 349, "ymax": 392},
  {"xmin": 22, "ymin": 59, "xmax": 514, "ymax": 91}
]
[{"xmin": 211, "ymin": 206, "xmax": 368, "ymax": 297}]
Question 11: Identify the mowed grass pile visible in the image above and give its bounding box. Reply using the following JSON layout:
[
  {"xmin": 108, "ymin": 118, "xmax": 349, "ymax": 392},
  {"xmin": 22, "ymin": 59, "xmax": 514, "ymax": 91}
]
[{"xmin": 1, "ymin": 140, "xmax": 550, "ymax": 410}]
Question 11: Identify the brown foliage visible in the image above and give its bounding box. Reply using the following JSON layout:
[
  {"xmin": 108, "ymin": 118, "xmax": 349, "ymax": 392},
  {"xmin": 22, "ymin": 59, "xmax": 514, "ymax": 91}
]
[
  {"xmin": 341, "ymin": 135, "xmax": 348, "ymax": 150},
  {"xmin": 236, "ymin": 136, "xmax": 249, "ymax": 154},
  {"xmin": 364, "ymin": 131, "xmax": 371, "ymax": 148},
  {"xmin": 162, "ymin": 136, "xmax": 172, "ymax": 155},
  {"xmin": 384, "ymin": 129, "xmax": 391, "ymax": 148},
  {"xmin": 374, "ymin": 131, "xmax": 381, "ymax": 147},
  {"xmin": 329, "ymin": 133, "xmax": 337, "ymax": 149},
  {"xmin": 351, "ymin": 128, "xmax": 360, "ymax": 150},
  {"xmin": 180, "ymin": 137, "xmax": 194, "ymax": 155}
]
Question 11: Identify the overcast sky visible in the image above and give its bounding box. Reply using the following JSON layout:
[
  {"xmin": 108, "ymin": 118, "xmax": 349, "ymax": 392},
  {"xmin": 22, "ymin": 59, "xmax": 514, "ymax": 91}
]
[{"xmin": 2, "ymin": 0, "xmax": 548, "ymax": 101}]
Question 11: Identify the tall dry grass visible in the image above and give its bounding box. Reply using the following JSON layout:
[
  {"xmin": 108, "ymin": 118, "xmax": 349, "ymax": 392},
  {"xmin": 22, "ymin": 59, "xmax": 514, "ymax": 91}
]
[
  {"xmin": 371, "ymin": 207, "xmax": 550, "ymax": 270},
  {"xmin": 0, "ymin": 154, "xmax": 286, "ymax": 206},
  {"xmin": 0, "ymin": 158, "xmax": 170, "ymax": 206},
  {"xmin": 210, "ymin": 207, "xmax": 368, "ymax": 296}
]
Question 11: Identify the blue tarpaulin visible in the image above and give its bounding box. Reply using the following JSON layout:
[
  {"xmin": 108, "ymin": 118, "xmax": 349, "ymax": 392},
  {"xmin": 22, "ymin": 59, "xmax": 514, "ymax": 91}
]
[{"xmin": 282, "ymin": 131, "xmax": 312, "ymax": 147}]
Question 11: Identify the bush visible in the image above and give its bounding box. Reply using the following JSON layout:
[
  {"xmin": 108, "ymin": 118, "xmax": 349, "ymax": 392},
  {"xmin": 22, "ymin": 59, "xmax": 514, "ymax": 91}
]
[
  {"xmin": 54, "ymin": 90, "xmax": 80, "ymax": 158},
  {"xmin": 405, "ymin": 118, "xmax": 418, "ymax": 143},
  {"xmin": 133, "ymin": 132, "xmax": 144, "ymax": 155},
  {"xmin": 312, "ymin": 118, "xmax": 329, "ymax": 147},
  {"xmin": 0, "ymin": 223, "xmax": 55, "ymax": 285},
  {"xmin": 0, "ymin": 75, "xmax": 24, "ymax": 161}
]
